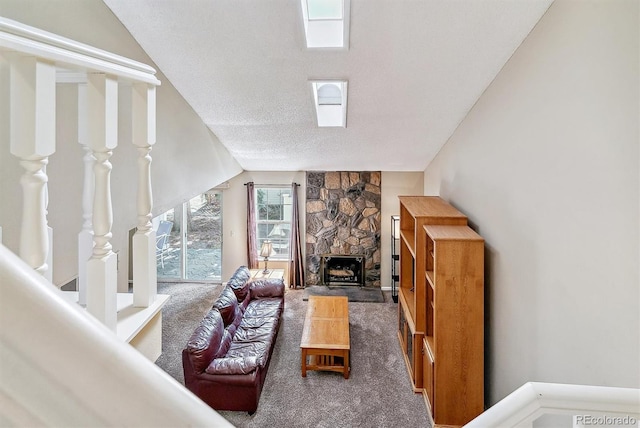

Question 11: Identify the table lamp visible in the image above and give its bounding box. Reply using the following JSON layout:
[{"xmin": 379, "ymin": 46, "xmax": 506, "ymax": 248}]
[{"xmin": 260, "ymin": 240, "xmax": 274, "ymax": 274}]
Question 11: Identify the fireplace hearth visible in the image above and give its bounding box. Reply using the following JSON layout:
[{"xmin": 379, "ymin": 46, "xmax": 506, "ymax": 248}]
[{"xmin": 321, "ymin": 255, "xmax": 365, "ymax": 287}]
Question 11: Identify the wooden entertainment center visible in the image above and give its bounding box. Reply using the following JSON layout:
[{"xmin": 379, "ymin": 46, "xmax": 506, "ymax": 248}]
[{"xmin": 397, "ymin": 196, "xmax": 484, "ymax": 427}]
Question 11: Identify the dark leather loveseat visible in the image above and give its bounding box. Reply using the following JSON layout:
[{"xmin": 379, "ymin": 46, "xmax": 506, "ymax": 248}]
[{"xmin": 182, "ymin": 266, "xmax": 285, "ymax": 413}]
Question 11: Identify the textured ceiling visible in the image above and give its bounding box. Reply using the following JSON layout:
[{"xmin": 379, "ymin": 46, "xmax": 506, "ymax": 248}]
[{"xmin": 103, "ymin": 0, "xmax": 553, "ymax": 172}]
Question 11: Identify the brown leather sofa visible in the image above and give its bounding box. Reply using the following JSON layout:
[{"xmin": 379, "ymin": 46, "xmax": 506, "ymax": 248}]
[{"xmin": 182, "ymin": 266, "xmax": 285, "ymax": 413}]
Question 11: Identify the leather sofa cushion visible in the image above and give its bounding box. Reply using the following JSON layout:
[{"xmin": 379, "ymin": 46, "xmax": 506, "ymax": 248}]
[
  {"xmin": 250, "ymin": 279, "xmax": 285, "ymax": 299},
  {"xmin": 244, "ymin": 298, "xmax": 282, "ymax": 319},
  {"xmin": 214, "ymin": 287, "xmax": 241, "ymax": 327},
  {"xmin": 234, "ymin": 320, "xmax": 278, "ymax": 344},
  {"xmin": 205, "ymin": 356, "xmax": 260, "ymax": 375},
  {"xmin": 185, "ymin": 309, "xmax": 224, "ymax": 373},
  {"xmin": 216, "ymin": 325, "xmax": 236, "ymax": 358},
  {"xmin": 227, "ymin": 266, "xmax": 251, "ymax": 303},
  {"xmin": 239, "ymin": 316, "xmax": 277, "ymax": 329},
  {"xmin": 226, "ymin": 341, "xmax": 269, "ymax": 363}
]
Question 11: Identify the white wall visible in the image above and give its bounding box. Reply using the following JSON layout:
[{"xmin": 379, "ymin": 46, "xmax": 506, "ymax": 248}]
[
  {"xmin": 0, "ymin": 0, "xmax": 243, "ymax": 289},
  {"xmin": 380, "ymin": 172, "xmax": 424, "ymax": 290},
  {"xmin": 423, "ymin": 0, "xmax": 639, "ymax": 405}
]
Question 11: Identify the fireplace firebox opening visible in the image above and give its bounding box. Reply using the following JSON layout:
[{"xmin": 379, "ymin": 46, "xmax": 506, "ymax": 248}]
[{"xmin": 321, "ymin": 255, "xmax": 365, "ymax": 287}]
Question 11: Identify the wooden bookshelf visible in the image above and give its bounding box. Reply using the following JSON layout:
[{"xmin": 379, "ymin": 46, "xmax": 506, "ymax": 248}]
[
  {"xmin": 396, "ymin": 196, "xmax": 467, "ymax": 391},
  {"xmin": 422, "ymin": 224, "xmax": 485, "ymax": 426}
]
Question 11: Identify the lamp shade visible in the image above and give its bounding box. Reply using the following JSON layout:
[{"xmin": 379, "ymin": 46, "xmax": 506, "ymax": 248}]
[{"xmin": 260, "ymin": 241, "xmax": 274, "ymax": 258}]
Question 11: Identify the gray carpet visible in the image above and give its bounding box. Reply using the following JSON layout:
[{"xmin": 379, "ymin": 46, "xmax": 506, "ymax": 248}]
[
  {"xmin": 156, "ymin": 282, "xmax": 431, "ymax": 428},
  {"xmin": 303, "ymin": 285, "xmax": 386, "ymax": 303}
]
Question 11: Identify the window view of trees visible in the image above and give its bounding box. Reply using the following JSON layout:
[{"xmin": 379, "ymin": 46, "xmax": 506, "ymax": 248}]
[{"xmin": 156, "ymin": 191, "xmax": 222, "ymax": 281}]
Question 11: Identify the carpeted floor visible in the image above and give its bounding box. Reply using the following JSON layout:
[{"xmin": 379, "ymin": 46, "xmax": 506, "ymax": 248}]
[{"xmin": 156, "ymin": 282, "xmax": 431, "ymax": 428}]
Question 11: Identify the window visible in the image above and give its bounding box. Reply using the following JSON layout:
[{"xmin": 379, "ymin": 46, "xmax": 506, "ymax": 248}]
[
  {"xmin": 153, "ymin": 190, "xmax": 222, "ymax": 282},
  {"xmin": 311, "ymin": 80, "xmax": 348, "ymax": 127},
  {"xmin": 300, "ymin": 0, "xmax": 350, "ymax": 49},
  {"xmin": 256, "ymin": 187, "xmax": 292, "ymax": 260}
]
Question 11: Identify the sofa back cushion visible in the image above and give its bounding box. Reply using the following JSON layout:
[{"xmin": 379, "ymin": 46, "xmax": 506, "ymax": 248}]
[
  {"xmin": 216, "ymin": 326, "xmax": 236, "ymax": 359},
  {"xmin": 227, "ymin": 266, "xmax": 251, "ymax": 303},
  {"xmin": 214, "ymin": 286, "xmax": 242, "ymax": 327},
  {"xmin": 185, "ymin": 309, "xmax": 224, "ymax": 373},
  {"xmin": 250, "ymin": 278, "xmax": 285, "ymax": 299}
]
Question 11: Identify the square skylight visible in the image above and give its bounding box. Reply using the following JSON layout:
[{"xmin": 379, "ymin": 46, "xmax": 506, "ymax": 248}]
[
  {"xmin": 307, "ymin": 0, "xmax": 342, "ymax": 19},
  {"xmin": 311, "ymin": 80, "xmax": 347, "ymax": 127},
  {"xmin": 301, "ymin": 0, "xmax": 350, "ymax": 49}
]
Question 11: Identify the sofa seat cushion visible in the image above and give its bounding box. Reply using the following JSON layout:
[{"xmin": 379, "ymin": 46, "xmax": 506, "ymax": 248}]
[
  {"xmin": 205, "ymin": 356, "xmax": 260, "ymax": 375},
  {"xmin": 239, "ymin": 316, "xmax": 278, "ymax": 329},
  {"xmin": 234, "ymin": 319, "xmax": 278, "ymax": 345},
  {"xmin": 226, "ymin": 340, "xmax": 269, "ymax": 363},
  {"xmin": 244, "ymin": 298, "xmax": 282, "ymax": 318}
]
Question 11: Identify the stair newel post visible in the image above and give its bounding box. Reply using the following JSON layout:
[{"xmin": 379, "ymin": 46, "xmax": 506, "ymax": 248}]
[
  {"xmin": 132, "ymin": 83, "xmax": 157, "ymax": 308},
  {"xmin": 86, "ymin": 73, "xmax": 118, "ymax": 330},
  {"xmin": 8, "ymin": 54, "xmax": 56, "ymax": 278},
  {"xmin": 77, "ymin": 83, "xmax": 95, "ymax": 306}
]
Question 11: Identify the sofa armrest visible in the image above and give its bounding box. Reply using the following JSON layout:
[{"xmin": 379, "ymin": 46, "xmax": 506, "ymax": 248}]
[{"xmin": 250, "ymin": 278, "xmax": 285, "ymax": 299}]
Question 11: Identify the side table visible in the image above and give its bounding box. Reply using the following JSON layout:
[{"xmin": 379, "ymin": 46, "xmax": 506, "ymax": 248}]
[{"xmin": 249, "ymin": 268, "xmax": 285, "ymax": 282}]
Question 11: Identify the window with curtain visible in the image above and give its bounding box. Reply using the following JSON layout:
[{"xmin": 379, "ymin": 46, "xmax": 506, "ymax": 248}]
[{"xmin": 255, "ymin": 187, "xmax": 292, "ymax": 260}]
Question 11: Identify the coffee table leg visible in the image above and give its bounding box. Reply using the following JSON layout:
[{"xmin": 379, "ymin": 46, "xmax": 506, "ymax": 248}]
[
  {"xmin": 301, "ymin": 349, "xmax": 307, "ymax": 377},
  {"xmin": 343, "ymin": 350, "xmax": 349, "ymax": 379}
]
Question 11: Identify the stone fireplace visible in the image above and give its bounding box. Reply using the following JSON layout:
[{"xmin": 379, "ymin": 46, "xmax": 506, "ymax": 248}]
[{"xmin": 305, "ymin": 171, "xmax": 381, "ymax": 288}]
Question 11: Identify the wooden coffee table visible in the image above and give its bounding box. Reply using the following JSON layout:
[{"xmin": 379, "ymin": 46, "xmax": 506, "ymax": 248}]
[{"xmin": 300, "ymin": 295, "xmax": 350, "ymax": 379}]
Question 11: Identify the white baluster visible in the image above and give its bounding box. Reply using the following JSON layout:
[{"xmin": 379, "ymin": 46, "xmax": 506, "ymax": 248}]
[
  {"xmin": 18, "ymin": 158, "xmax": 49, "ymax": 274},
  {"xmin": 77, "ymin": 83, "xmax": 94, "ymax": 306},
  {"xmin": 86, "ymin": 73, "xmax": 118, "ymax": 330},
  {"xmin": 8, "ymin": 54, "xmax": 56, "ymax": 278},
  {"xmin": 43, "ymin": 163, "xmax": 53, "ymax": 283},
  {"xmin": 132, "ymin": 83, "xmax": 157, "ymax": 307}
]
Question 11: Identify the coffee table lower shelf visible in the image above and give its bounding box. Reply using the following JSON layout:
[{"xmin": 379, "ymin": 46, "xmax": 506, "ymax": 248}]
[{"xmin": 301, "ymin": 349, "xmax": 350, "ymax": 379}]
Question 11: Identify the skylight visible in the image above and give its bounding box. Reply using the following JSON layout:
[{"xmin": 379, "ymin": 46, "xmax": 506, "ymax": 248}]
[
  {"xmin": 307, "ymin": 0, "xmax": 342, "ymax": 19},
  {"xmin": 311, "ymin": 80, "xmax": 347, "ymax": 127},
  {"xmin": 301, "ymin": 0, "xmax": 350, "ymax": 49}
]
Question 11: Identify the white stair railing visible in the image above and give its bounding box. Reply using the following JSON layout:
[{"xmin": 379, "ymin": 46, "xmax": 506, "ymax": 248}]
[
  {"xmin": 465, "ymin": 382, "xmax": 640, "ymax": 428},
  {"xmin": 1, "ymin": 16, "xmax": 161, "ymax": 326},
  {"xmin": 0, "ymin": 17, "xmax": 233, "ymax": 426},
  {"xmin": 0, "ymin": 244, "xmax": 232, "ymax": 427}
]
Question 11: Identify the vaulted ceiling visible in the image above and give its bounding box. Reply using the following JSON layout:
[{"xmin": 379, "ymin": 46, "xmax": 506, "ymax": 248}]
[{"xmin": 103, "ymin": 0, "xmax": 553, "ymax": 172}]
